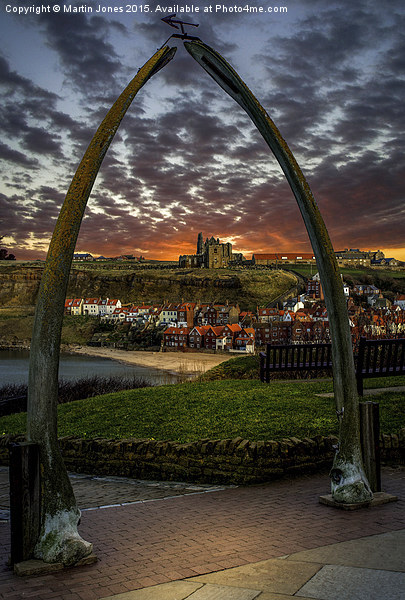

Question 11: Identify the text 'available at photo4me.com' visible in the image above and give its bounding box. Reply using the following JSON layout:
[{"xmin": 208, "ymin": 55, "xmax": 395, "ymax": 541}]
[{"xmin": 4, "ymin": 2, "xmax": 289, "ymax": 16}]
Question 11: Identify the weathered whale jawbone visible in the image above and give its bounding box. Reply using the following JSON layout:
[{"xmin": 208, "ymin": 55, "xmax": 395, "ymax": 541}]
[
  {"xmin": 184, "ymin": 40, "xmax": 371, "ymax": 504},
  {"xmin": 35, "ymin": 509, "xmax": 93, "ymax": 566},
  {"xmin": 27, "ymin": 45, "xmax": 176, "ymax": 564},
  {"xmin": 331, "ymin": 455, "xmax": 372, "ymax": 504}
]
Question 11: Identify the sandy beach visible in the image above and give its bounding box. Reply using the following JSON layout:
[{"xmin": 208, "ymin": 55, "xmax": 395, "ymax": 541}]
[{"xmin": 68, "ymin": 346, "xmax": 232, "ymax": 375}]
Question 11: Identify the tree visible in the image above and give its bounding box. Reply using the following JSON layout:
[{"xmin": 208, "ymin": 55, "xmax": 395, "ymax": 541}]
[
  {"xmin": 0, "ymin": 248, "xmax": 16, "ymax": 260},
  {"xmin": 0, "ymin": 238, "xmax": 16, "ymax": 260}
]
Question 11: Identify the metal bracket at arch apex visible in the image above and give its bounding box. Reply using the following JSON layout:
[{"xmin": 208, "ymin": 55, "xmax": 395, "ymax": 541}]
[{"xmin": 160, "ymin": 14, "xmax": 201, "ymax": 47}]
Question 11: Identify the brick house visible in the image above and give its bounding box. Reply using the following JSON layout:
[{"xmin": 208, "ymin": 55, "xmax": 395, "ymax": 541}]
[
  {"xmin": 216, "ymin": 323, "xmax": 242, "ymax": 350},
  {"xmin": 189, "ymin": 326, "xmax": 210, "ymax": 349},
  {"xmin": 234, "ymin": 327, "xmax": 255, "ymax": 352},
  {"xmin": 352, "ymin": 284, "xmax": 380, "ymax": 296},
  {"xmin": 310, "ymin": 305, "xmax": 329, "ymax": 321},
  {"xmin": 177, "ymin": 302, "xmax": 197, "ymax": 327},
  {"xmin": 204, "ymin": 326, "xmax": 225, "ymax": 350},
  {"xmin": 163, "ymin": 326, "xmax": 190, "ymax": 349},
  {"xmin": 223, "ymin": 323, "xmax": 242, "ymax": 337},
  {"xmin": 205, "ymin": 305, "xmax": 219, "ymax": 326},
  {"xmin": 253, "ymin": 323, "xmax": 272, "ymax": 347},
  {"xmin": 239, "ymin": 311, "xmax": 256, "ymax": 326},
  {"xmin": 269, "ymin": 322, "xmax": 292, "ymax": 344},
  {"xmin": 257, "ymin": 307, "xmax": 280, "ymax": 322},
  {"xmin": 291, "ymin": 321, "xmax": 314, "ymax": 343},
  {"xmin": 306, "ymin": 279, "xmax": 324, "ymax": 300},
  {"xmin": 215, "ymin": 303, "xmax": 240, "ymax": 325},
  {"xmin": 195, "ymin": 304, "xmax": 209, "ymax": 326}
]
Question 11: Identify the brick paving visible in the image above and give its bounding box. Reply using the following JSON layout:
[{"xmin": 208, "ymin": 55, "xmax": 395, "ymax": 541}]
[
  {"xmin": 0, "ymin": 467, "xmax": 229, "ymax": 517},
  {"xmin": 0, "ymin": 466, "xmax": 404, "ymax": 600}
]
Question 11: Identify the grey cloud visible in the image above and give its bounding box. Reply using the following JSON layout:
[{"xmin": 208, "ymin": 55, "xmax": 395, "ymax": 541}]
[{"xmin": 0, "ymin": 141, "xmax": 39, "ymax": 168}]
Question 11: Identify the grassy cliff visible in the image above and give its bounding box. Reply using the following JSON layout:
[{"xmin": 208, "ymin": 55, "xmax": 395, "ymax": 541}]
[
  {"xmin": 0, "ymin": 263, "xmax": 298, "ymax": 311},
  {"xmin": 0, "ymin": 308, "xmax": 100, "ymax": 347}
]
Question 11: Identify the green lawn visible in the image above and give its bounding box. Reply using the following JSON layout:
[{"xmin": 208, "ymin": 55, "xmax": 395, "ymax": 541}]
[{"xmin": 1, "ymin": 377, "xmax": 403, "ymax": 443}]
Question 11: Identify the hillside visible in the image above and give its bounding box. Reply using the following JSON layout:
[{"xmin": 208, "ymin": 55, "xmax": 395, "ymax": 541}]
[
  {"xmin": 0, "ymin": 262, "xmax": 298, "ymax": 311},
  {"xmin": 0, "ymin": 307, "xmax": 100, "ymax": 349}
]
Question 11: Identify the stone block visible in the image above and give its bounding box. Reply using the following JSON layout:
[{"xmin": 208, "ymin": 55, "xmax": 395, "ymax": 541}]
[
  {"xmin": 14, "ymin": 559, "xmax": 64, "ymax": 576},
  {"xmin": 263, "ymin": 441, "xmax": 280, "ymax": 457},
  {"xmin": 319, "ymin": 492, "xmax": 398, "ymax": 510}
]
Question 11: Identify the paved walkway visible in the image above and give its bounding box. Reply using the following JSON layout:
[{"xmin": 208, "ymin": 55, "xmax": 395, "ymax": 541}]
[
  {"xmin": 0, "ymin": 466, "xmax": 404, "ymax": 600},
  {"xmin": 0, "ymin": 467, "xmax": 229, "ymax": 521}
]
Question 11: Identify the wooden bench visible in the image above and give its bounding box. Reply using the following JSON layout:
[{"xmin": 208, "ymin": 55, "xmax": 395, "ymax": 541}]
[
  {"xmin": 260, "ymin": 337, "xmax": 405, "ymax": 393},
  {"xmin": 259, "ymin": 342, "xmax": 333, "ymax": 383},
  {"xmin": 356, "ymin": 336, "xmax": 405, "ymax": 395}
]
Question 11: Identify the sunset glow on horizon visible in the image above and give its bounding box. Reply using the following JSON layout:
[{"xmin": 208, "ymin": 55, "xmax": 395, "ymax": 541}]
[{"xmin": 1, "ymin": 1, "xmax": 404, "ymax": 265}]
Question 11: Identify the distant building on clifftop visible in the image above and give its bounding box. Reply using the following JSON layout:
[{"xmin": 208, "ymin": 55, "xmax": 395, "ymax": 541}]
[{"xmin": 179, "ymin": 233, "xmax": 244, "ymax": 269}]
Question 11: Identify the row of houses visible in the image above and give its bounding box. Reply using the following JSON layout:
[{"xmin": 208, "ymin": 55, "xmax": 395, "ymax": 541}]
[
  {"xmin": 254, "ymin": 307, "xmax": 405, "ymax": 346},
  {"xmin": 251, "ymin": 249, "xmax": 402, "ymax": 268},
  {"xmin": 65, "ymin": 298, "xmax": 123, "ymax": 316},
  {"xmin": 163, "ymin": 304, "xmax": 405, "ymax": 350},
  {"xmin": 64, "ymin": 298, "xmax": 248, "ymax": 328},
  {"xmin": 163, "ymin": 324, "xmax": 256, "ymax": 353},
  {"xmin": 64, "ymin": 279, "xmax": 405, "ymax": 351}
]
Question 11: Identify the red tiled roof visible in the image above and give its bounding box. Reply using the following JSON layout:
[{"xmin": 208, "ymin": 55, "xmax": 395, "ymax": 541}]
[{"xmin": 164, "ymin": 327, "xmax": 190, "ymax": 335}]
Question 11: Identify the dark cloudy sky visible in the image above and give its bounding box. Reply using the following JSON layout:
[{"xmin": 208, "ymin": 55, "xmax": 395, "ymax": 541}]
[{"xmin": 1, "ymin": 0, "xmax": 404, "ymax": 261}]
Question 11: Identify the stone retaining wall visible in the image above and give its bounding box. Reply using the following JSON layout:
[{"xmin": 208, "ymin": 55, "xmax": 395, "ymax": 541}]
[{"xmin": 1, "ymin": 430, "xmax": 404, "ymax": 484}]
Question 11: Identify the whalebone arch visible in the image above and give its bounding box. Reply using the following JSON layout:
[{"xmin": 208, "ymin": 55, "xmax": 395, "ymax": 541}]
[{"xmin": 26, "ymin": 37, "xmax": 371, "ymax": 568}]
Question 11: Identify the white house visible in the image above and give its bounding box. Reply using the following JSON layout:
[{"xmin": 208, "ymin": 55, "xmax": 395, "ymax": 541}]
[
  {"xmin": 83, "ymin": 298, "xmax": 100, "ymax": 316},
  {"xmin": 97, "ymin": 298, "xmax": 109, "ymax": 316},
  {"xmin": 106, "ymin": 299, "xmax": 122, "ymax": 315},
  {"xmin": 157, "ymin": 304, "xmax": 179, "ymax": 325},
  {"xmin": 283, "ymin": 298, "xmax": 305, "ymax": 312}
]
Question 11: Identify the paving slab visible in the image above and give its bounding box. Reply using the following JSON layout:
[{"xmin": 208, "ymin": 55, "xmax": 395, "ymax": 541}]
[
  {"xmin": 187, "ymin": 558, "xmax": 322, "ymax": 596},
  {"xmin": 100, "ymin": 581, "xmax": 203, "ymax": 600},
  {"xmin": 296, "ymin": 564, "xmax": 405, "ymax": 600},
  {"xmin": 287, "ymin": 529, "xmax": 405, "ymax": 571},
  {"xmin": 187, "ymin": 584, "xmax": 261, "ymax": 599},
  {"xmin": 254, "ymin": 595, "xmax": 314, "ymax": 600}
]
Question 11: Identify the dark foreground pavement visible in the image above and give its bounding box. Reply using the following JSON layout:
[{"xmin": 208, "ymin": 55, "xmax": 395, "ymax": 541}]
[{"xmin": 0, "ymin": 466, "xmax": 404, "ymax": 600}]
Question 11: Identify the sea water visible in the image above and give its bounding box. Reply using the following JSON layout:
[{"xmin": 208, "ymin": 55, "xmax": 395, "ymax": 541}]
[{"xmin": 0, "ymin": 349, "xmax": 179, "ymax": 387}]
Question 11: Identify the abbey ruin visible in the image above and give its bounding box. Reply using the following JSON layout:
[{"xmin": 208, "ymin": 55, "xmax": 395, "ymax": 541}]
[{"xmin": 179, "ymin": 233, "xmax": 245, "ymax": 268}]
